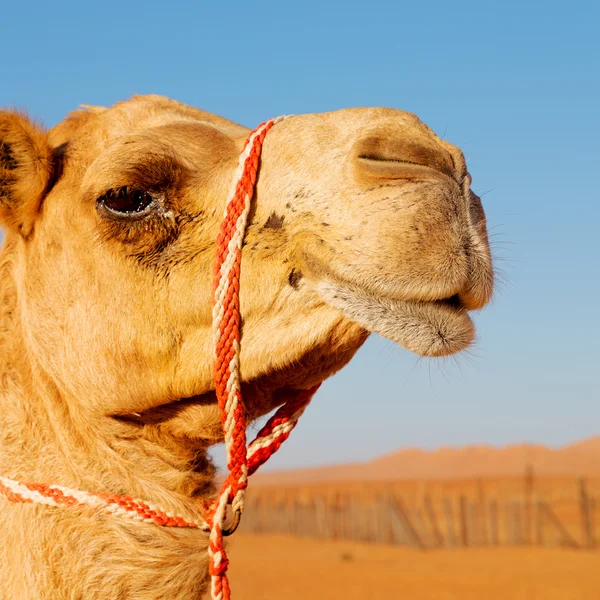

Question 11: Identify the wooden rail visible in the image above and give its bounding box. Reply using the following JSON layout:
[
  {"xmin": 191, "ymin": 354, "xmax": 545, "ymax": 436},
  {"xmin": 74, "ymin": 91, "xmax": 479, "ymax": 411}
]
[{"xmin": 240, "ymin": 475, "xmax": 599, "ymax": 550}]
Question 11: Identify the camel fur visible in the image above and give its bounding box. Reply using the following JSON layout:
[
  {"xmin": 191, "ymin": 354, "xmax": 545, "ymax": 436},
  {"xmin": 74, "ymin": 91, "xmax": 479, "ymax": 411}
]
[{"xmin": 0, "ymin": 95, "xmax": 493, "ymax": 599}]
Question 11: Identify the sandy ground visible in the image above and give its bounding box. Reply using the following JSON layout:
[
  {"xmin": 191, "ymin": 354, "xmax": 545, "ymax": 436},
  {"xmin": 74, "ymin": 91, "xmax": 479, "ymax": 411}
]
[{"xmin": 223, "ymin": 534, "xmax": 600, "ymax": 600}]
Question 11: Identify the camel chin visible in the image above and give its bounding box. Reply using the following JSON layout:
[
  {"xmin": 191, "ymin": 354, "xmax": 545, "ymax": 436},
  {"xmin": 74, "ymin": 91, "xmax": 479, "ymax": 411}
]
[{"xmin": 316, "ymin": 280, "xmax": 475, "ymax": 357}]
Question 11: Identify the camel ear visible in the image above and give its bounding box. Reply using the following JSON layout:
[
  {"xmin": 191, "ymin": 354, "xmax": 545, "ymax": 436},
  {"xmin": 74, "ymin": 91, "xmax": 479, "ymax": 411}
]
[{"xmin": 0, "ymin": 111, "xmax": 54, "ymax": 237}]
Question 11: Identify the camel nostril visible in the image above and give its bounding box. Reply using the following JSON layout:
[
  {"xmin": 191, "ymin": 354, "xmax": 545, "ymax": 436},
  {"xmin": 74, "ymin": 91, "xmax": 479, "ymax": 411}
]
[{"xmin": 468, "ymin": 190, "xmax": 488, "ymax": 235}]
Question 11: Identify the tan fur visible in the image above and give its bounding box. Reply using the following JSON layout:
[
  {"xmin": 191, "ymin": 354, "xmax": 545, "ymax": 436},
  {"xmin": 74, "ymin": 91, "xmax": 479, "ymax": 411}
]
[
  {"xmin": 0, "ymin": 95, "xmax": 493, "ymax": 599},
  {"xmin": 0, "ymin": 112, "xmax": 54, "ymax": 237}
]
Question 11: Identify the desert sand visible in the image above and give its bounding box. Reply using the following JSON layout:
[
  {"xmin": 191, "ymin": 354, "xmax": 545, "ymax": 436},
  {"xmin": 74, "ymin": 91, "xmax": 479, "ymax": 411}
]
[
  {"xmin": 225, "ymin": 438, "xmax": 600, "ymax": 598},
  {"xmin": 224, "ymin": 533, "xmax": 600, "ymax": 600}
]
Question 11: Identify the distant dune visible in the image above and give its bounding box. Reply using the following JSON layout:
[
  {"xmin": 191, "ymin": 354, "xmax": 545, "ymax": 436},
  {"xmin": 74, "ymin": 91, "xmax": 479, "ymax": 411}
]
[{"xmin": 252, "ymin": 437, "xmax": 600, "ymax": 485}]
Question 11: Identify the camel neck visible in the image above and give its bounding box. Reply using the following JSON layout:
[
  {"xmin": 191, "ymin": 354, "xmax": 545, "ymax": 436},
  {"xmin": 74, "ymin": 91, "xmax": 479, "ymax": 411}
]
[{"xmin": 0, "ymin": 244, "xmax": 215, "ymax": 513}]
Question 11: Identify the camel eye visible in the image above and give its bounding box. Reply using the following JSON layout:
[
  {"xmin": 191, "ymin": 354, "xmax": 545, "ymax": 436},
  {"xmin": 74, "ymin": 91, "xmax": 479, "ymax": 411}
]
[{"xmin": 98, "ymin": 187, "xmax": 155, "ymax": 216}]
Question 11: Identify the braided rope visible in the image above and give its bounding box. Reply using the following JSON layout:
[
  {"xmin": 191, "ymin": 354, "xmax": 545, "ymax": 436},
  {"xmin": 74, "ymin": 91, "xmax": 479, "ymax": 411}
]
[
  {"xmin": 208, "ymin": 116, "xmax": 320, "ymax": 599},
  {"xmin": 0, "ymin": 476, "xmax": 205, "ymax": 528},
  {"xmin": 0, "ymin": 116, "xmax": 320, "ymax": 600}
]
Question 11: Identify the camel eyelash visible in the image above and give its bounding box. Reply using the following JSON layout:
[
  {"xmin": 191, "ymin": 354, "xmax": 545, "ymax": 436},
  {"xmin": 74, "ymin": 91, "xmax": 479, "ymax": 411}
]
[
  {"xmin": 96, "ymin": 187, "xmax": 166, "ymax": 220},
  {"xmin": 95, "ymin": 187, "xmax": 183, "ymax": 260}
]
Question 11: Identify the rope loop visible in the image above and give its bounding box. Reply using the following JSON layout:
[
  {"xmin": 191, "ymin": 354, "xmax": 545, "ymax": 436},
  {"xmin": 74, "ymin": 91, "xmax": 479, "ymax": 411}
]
[
  {"xmin": 221, "ymin": 507, "xmax": 242, "ymax": 537},
  {"xmin": 208, "ymin": 116, "xmax": 320, "ymax": 599}
]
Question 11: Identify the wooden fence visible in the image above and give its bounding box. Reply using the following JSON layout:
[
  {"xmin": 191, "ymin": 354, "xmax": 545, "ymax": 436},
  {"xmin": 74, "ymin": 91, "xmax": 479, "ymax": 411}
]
[{"xmin": 240, "ymin": 477, "xmax": 598, "ymax": 550}]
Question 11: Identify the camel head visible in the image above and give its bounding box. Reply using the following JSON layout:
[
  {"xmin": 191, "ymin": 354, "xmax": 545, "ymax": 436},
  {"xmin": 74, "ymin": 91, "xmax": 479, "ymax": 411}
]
[{"xmin": 0, "ymin": 95, "xmax": 493, "ymax": 447}]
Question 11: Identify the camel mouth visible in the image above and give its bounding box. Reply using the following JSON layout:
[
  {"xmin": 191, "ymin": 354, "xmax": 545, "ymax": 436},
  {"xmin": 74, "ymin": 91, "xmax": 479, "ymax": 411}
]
[{"xmin": 316, "ymin": 281, "xmax": 475, "ymax": 357}]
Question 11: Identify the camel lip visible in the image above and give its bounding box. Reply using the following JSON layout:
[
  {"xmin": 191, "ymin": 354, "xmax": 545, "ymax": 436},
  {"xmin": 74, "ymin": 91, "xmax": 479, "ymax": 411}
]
[
  {"xmin": 300, "ymin": 248, "xmax": 471, "ymax": 313},
  {"xmin": 315, "ymin": 280, "xmax": 475, "ymax": 357},
  {"xmin": 358, "ymin": 287, "xmax": 468, "ymax": 315},
  {"xmin": 375, "ymin": 291, "xmax": 471, "ymax": 323}
]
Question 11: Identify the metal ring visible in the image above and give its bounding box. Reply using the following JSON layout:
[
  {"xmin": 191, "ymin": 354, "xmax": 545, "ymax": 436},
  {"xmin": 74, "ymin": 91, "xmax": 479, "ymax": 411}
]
[{"xmin": 221, "ymin": 508, "xmax": 242, "ymax": 537}]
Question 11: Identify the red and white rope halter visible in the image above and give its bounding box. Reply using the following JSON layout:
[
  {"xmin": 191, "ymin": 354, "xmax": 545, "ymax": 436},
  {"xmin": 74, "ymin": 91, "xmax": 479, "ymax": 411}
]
[{"xmin": 0, "ymin": 117, "xmax": 320, "ymax": 600}]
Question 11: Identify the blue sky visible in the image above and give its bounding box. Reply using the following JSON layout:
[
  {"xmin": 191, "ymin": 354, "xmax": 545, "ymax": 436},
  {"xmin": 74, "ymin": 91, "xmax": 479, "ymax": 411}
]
[{"xmin": 1, "ymin": 0, "xmax": 598, "ymax": 469}]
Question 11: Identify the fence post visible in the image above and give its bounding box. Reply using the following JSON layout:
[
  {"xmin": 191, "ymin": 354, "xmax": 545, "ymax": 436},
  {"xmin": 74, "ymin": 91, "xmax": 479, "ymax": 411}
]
[
  {"xmin": 423, "ymin": 494, "xmax": 444, "ymax": 547},
  {"xmin": 592, "ymin": 495, "xmax": 597, "ymax": 548},
  {"xmin": 476, "ymin": 478, "xmax": 488, "ymax": 545},
  {"xmin": 534, "ymin": 495, "xmax": 544, "ymax": 546},
  {"xmin": 443, "ymin": 497, "xmax": 456, "ymax": 548},
  {"xmin": 348, "ymin": 496, "xmax": 360, "ymax": 542},
  {"xmin": 315, "ymin": 496, "xmax": 328, "ymax": 539},
  {"xmin": 524, "ymin": 464, "xmax": 534, "ymax": 544},
  {"xmin": 505, "ymin": 501, "xmax": 514, "ymax": 545},
  {"xmin": 579, "ymin": 478, "xmax": 595, "ymax": 549},
  {"xmin": 389, "ymin": 496, "xmax": 426, "ymax": 549},
  {"xmin": 389, "ymin": 497, "xmax": 410, "ymax": 546},
  {"xmin": 281, "ymin": 496, "xmax": 291, "ymax": 535},
  {"xmin": 248, "ymin": 494, "xmax": 260, "ymax": 533},
  {"xmin": 539, "ymin": 501, "xmax": 579, "ymax": 549},
  {"xmin": 327, "ymin": 494, "xmax": 335, "ymax": 540},
  {"xmin": 291, "ymin": 497, "xmax": 299, "ymax": 536},
  {"xmin": 488, "ymin": 497, "xmax": 499, "ymax": 546},
  {"xmin": 467, "ymin": 501, "xmax": 478, "ymax": 546},
  {"xmin": 513, "ymin": 500, "xmax": 523, "ymax": 545},
  {"xmin": 459, "ymin": 495, "xmax": 469, "ymax": 547},
  {"xmin": 377, "ymin": 495, "xmax": 395, "ymax": 544}
]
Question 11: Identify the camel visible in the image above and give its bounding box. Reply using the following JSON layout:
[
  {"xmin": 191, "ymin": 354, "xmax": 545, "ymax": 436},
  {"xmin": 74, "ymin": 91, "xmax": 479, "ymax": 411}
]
[{"xmin": 0, "ymin": 95, "xmax": 493, "ymax": 599}]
